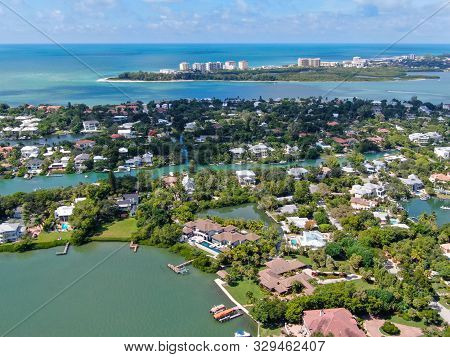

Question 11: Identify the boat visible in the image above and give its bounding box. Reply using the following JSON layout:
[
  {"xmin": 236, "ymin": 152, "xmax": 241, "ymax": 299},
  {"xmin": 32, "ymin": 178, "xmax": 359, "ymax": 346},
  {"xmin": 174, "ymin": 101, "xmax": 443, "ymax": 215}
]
[
  {"xmin": 213, "ymin": 306, "xmax": 242, "ymax": 322},
  {"xmin": 441, "ymin": 206, "xmax": 450, "ymax": 210},
  {"xmin": 234, "ymin": 330, "xmax": 251, "ymax": 337},
  {"xmin": 210, "ymin": 304, "xmax": 226, "ymax": 314}
]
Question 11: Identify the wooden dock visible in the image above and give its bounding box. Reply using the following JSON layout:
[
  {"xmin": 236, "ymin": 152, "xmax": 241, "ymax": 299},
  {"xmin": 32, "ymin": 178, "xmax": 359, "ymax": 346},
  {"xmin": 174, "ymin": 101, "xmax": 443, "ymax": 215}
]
[
  {"xmin": 168, "ymin": 259, "xmax": 194, "ymax": 274},
  {"xmin": 56, "ymin": 242, "xmax": 70, "ymax": 256},
  {"xmin": 129, "ymin": 241, "xmax": 139, "ymax": 253}
]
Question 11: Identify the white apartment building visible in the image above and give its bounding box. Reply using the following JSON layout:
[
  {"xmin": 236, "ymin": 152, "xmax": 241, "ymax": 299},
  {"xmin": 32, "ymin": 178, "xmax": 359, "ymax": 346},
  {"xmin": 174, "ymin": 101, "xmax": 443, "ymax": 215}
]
[
  {"xmin": 435, "ymin": 147, "xmax": 450, "ymax": 160},
  {"xmin": 224, "ymin": 61, "xmax": 237, "ymax": 70},
  {"xmin": 297, "ymin": 58, "xmax": 321, "ymax": 67},
  {"xmin": 238, "ymin": 60, "xmax": 249, "ymax": 70},
  {"xmin": 408, "ymin": 132, "xmax": 442, "ymax": 145},
  {"xmin": 179, "ymin": 62, "xmax": 190, "ymax": 71}
]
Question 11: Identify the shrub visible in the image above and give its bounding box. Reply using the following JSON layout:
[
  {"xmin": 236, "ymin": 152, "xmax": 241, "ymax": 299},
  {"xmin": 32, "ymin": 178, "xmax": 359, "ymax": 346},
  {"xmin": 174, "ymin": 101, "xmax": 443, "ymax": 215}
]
[{"xmin": 381, "ymin": 321, "xmax": 400, "ymax": 335}]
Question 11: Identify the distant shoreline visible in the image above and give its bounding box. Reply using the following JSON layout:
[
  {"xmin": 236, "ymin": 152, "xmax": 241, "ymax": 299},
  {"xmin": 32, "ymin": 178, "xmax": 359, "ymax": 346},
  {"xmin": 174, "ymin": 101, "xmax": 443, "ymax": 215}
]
[{"xmin": 98, "ymin": 77, "xmax": 437, "ymax": 84}]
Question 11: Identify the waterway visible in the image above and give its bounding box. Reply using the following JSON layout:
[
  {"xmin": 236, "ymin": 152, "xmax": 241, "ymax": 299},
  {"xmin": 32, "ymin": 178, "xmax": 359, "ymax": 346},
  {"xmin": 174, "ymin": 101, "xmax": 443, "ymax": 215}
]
[
  {"xmin": 0, "ymin": 242, "xmax": 256, "ymax": 337},
  {"xmin": 402, "ymin": 198, "xmax": 449, "ymax": 227},
  {"xmin": 0, "ymin": 151, "xmax": 396, "ymax": 196}
]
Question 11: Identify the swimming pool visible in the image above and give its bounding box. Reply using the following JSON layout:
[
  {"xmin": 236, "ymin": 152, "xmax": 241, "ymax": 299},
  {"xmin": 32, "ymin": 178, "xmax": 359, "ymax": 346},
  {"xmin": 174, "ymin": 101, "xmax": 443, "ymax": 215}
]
[
  {"xmin": 291, "ymin": 239, "xmax": 298, "ymax": 246},
  {"xmin": 200, "ymin": 241, "xmax": 222, "ymax": 254},
  {"xmin": 61, "ymin": 223, "xmax": 69, "ymax": 231}
]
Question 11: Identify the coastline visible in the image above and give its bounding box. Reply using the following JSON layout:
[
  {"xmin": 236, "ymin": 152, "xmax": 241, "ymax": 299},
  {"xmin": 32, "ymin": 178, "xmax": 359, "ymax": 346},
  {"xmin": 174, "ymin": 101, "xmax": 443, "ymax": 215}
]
[{"xmin": 98, "ymin": 76, "xmax": 438, "ymax": 84}]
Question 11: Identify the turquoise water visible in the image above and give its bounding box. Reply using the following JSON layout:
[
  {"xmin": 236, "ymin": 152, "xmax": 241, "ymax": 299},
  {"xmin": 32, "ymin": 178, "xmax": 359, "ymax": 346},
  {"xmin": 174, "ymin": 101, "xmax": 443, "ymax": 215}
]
[
  {"xmin": 402, "ymin": 198, "xmax": 449, "ymax": 227},
  {"xmin": 0, "ymin": 242, "xmax": 256, "ymax": 337},
  {"xmin": 1, "ymin": 44, "xmax": 450, "ymax": 105}
]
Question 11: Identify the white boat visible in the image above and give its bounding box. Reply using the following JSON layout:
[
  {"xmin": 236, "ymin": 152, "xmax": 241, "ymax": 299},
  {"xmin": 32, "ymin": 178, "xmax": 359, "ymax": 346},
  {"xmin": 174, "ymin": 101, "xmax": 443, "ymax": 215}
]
[
  {"xmin": 441, "ymin": 206, "xmax": 450, "ymax": 210},
  {"xmin": 234, "ymin": 330, "xmax": 251, "ymax": 337}
]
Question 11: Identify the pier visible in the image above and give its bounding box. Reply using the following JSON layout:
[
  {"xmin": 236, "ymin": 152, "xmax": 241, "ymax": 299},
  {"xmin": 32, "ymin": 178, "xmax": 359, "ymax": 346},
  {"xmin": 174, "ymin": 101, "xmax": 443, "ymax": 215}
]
[
  {"xmin": 56, "ymin": 242, "xmax": 70, "ymax": 256},
  {"xmin": 167, "ymin": 259, "xmax": 194, "ymax": 274},
  {"xmin": 129, "ymin": 241, "xmax": 139, "ymax": 253}
]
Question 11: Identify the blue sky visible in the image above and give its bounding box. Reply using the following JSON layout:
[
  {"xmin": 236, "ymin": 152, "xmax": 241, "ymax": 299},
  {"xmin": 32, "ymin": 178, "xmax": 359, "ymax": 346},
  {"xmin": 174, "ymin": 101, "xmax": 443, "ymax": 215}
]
[{"xmin": 0, "ymin": 0, "xmax": 449, "ymax": 43}]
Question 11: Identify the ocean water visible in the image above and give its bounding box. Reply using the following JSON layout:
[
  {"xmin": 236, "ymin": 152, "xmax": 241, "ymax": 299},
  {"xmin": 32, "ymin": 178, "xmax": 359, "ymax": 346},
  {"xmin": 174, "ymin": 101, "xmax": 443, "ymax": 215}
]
[{"xmin": 0, "ymin": 43, "xmax": 450, "ymax": 105}]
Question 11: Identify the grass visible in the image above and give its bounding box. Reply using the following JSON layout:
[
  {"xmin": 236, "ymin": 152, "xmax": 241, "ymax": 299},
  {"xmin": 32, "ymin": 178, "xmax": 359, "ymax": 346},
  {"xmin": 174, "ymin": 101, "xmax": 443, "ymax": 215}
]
[
  {"xmin": 350, "ymin": 279, "xmax": 376, "ymax": 290},
  {"xmin": 36, "ymin": 231, "xmax": 71, "ymax": 243},
  {"xmin": 389, "ymin": 315, "xmax": 426, "ymax": 329},
  {"xmin": 297, "ymin": 254, "xmax": 314, "ymax": 266},
  {"xmin": 225, "ymin": 279, "xmax": 268, "ymax": 306},
  {"xmin": 93, "ymin": 218, "xmax": 137, "ymax": 241},
  {"xmin": 259, "ymin": 326, "xmax": 282, "ymax": 337}
]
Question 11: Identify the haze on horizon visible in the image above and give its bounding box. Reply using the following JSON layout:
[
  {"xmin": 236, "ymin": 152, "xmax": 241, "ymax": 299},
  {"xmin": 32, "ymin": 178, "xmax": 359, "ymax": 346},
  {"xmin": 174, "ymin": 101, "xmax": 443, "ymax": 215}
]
[{"xmin": 0, "ymin": 0, "xmax": 449, "ymax": 44}]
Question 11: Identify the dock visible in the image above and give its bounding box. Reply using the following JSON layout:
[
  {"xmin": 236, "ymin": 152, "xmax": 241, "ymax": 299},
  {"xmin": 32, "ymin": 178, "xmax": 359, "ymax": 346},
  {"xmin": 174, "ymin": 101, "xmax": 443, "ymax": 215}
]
[
  {"xmin": 129, "ymin": 241, "xmax": 139, "ymax": 253},
  {"xmin": 56, "ymin": 242, "xmax": 70, "ymax": 256},
  {"xmin": 167, "ymin": 259, "xmax": 194, "ymax": 274},
  {"xmin": 213, "ymin": 306, "xmax": 243, "ymax": 322}
]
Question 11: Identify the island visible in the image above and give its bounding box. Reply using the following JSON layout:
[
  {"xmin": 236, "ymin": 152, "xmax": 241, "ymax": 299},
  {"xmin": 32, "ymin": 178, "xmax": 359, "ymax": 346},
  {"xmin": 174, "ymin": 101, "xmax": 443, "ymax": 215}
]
[{"xmin": 105, "ymin": 66, "xmax": 439, "ymax": 82}]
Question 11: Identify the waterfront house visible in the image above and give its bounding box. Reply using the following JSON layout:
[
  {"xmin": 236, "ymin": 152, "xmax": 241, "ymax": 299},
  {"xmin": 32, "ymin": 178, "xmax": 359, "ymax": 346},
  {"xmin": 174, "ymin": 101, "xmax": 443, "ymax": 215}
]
[
  {"xmin": 286, "ymin": 217, "xmax": 316, "ymax": 230},
  {"xmin": 182, "ymin": 219, "xmax": 223, "ymax": 241},
  {"xmin": 0, "ymin": 222, "xmax": 24, "ymax": 243},
  {"xmin": 26, "ymin": 158, "xmax": 43, "ymax": 174},
  {"xmin": 279, "ymin": 204, "xmax": 298, "ymax": 215},
  {"xmin": 287, "ymin": 167, "xmax": 309, "ymax": 180},
  {"xmin": 236, "ymin": 170, "xmax": 256, "ymax": 186},
  {"xmin": 74, "ymin": 153, "xmax": 90, "ymax": 171},
  {"xmin": 117, "ymin": 193, "xmax": 139, "ymax": 216},
  {"xmin": 20, "ymin": 145, "xmax": 39, "ymax": 158},
  {"xmin": 182, "ymin": 175, "xmax": 195, "ymax": 194},
  {"xmin": 408, "ymin": 132, "xmax": 442, "ymax": 145},
  {"xmin": 82, "ymin": 120, "xmax": 100, "ymax": 132},
  {"xmin": 75, "ymin": 139, "xmax": 95, "ymax": 150},
  {"xmin": 54, "ymin": 205, "xmax": 74, "ymax": 222},
  {"xmin": 350, "ymin": 197, "xmax": 377, "ymax": 210},
  {"xmin": 118, "ymin": 129, "xmax": 135, "ymax": 139},
  {"xmin": 229, "ymin": 147, "xmax": 246, "ymax": 159},
  {"xmin": 211, "ymin": 231, "xmax": 259, "ymax": 247},
  {"xmin": 258, "ymin": 258, "xmax": 314, "ymax": 295},
  {"xmin": 350, "ymin": 183, "xmax": 385, "ymax": 199},
  {"xmin": 248, "ymin": 143, "xmax": 272, "ymax": 158},
  {"xmin": 142, "ymin": 152, "xmax": 153, "ymax": 166},
  {"xmin": 301, "ymin": 308, "xmax": 366, "ymax": 337},
  {"xmin": 400, "ymin": 174, "xmax": 424, "ymax": 192}
]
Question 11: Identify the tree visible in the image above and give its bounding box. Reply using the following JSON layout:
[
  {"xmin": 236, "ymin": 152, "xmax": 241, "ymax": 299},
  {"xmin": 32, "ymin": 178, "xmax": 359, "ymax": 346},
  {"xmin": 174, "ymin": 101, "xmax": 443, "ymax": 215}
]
[
  {"xmin": 251, "ymin": 298, "xmax": 287, "ymax": 328},
  {"xmin": 108, "ymin": 171, "xmax": 117, "ymax": 193},
  {"xmin": 69, "ymin": 199, "xmax": 100, "ymax": 245},
  {"xmin": 246, "ymin": 291, "xmax": 255, "ymax": 304}
]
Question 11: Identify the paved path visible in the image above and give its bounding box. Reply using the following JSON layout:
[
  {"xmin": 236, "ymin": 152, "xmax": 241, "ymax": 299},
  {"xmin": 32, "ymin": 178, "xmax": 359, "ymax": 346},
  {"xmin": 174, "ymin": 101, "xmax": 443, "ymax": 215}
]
[
  {"xmin": 430, "ymin": 301, "xmax": 450, "ymax": 324},
  {"xmin": 364, "ymin": 318, "xmax": 422, "ymax": 337}
]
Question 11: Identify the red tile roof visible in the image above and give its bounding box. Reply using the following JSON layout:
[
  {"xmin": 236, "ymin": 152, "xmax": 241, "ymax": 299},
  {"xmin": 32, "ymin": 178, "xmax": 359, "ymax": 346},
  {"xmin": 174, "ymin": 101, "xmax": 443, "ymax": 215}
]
[{"xmin": 303, "ymin": 308, "xmax": 365, "ymax": 337}]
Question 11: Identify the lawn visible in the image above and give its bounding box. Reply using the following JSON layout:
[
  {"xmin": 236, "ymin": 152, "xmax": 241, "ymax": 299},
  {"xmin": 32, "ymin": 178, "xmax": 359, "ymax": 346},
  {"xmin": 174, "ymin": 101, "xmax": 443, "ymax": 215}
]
[
  {"xmin": 260, "ymin": 326, "xmax": 282, "ymax": 337},
  {"xmin": 297, "ymin": 254, "xmax": 314, "ymax": 266},
  {"xmin": 36, "ymin": 231, "xmax": 71, "ymax": 243},
  {"xmin": 389, "ymin": 315, "xmax": 426, "ymax": 329},
  {"xmin": 93, "ymin": 218, "xmax": 138, "ymax": 241},
  {"xmin": 225, "ymin": 279, "xmax": 268, "ymax": 306}
]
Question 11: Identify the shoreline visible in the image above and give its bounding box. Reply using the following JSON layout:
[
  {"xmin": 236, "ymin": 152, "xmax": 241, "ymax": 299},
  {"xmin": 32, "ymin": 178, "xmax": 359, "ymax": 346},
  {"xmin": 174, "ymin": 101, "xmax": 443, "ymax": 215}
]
[{"xmin": 98, "ymin": 77, "xmax": 437, "ymax": 84}]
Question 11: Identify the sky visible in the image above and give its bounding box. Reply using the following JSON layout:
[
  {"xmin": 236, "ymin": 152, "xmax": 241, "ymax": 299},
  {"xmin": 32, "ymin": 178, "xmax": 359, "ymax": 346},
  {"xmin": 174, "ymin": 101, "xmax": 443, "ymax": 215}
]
[{"xmin": 0, "ymin": 0, "xmax": 449, "ymax": 43}]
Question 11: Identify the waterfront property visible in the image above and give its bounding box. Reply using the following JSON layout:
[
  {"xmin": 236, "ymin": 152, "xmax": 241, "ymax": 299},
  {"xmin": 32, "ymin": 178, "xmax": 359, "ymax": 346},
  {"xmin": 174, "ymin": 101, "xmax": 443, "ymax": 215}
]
[
  {"xmin": 258, "ymin": 258, "xmax": 314, "ymax": 296},
  {"xmin": 0, "ymin": 222, "xmax": 24, "ymax": 243}
]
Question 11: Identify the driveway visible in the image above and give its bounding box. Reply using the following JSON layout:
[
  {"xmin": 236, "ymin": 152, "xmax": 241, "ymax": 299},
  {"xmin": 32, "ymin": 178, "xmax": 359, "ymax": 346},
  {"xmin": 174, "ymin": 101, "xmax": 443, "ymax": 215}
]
[{"xmin": 364, "ymin": 318, "xmax": 422, "ymax": 337}]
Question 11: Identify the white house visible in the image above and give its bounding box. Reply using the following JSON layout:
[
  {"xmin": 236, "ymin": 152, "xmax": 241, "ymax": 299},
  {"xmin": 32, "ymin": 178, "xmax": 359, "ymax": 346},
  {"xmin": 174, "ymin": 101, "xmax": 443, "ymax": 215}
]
[
  {"xmin": 350, "ymin": 183, "xmax": 385, "ymax": 198},
  {"xmin": 20, "ymin": 145, "xmax": 39, "ymax": 158},
  {"xmin": 236, "ymin": 170, "xmax": 256, "ymax": 186},
  {"xmin": 248, "ymin": 143, "xmax": 272, "ymax": 158},
  {"xmin": 286, "ymin": 217, "xmax": 316, "ymax": 230},
  {"xmin": 117, "ymin": 129, "xmax": 135, "ymax": 139},
  {"xmin": 229, "ymin": 147, "xmax": 246, "ymax": 159},
  {"xmin": 82, "ymin": 120, "xmax": 99, "ymax": 132},
  {"xmin": 409, "ymin": 132, "xmax": 442, "ymax": 145},
  {"xmin": 400, "ymin": 174, "xmax": 424, "ymax": 192},
  {"xmin": 287, "ymin": 167, "xmax": 309, "ymax": 180},
  {"xmin": 0, "ymin": 222, "xmax": 24, "ymax": 243},
  {"xmin": 434, "ymin": 147, "xmax": 450, "ymax": 160},
  {"xmin": 54, "ymin": 205, "xmax": 74, "ymax": 222},
  {"xmin": 182, "ymin": 175, "xmax": 195, "ymax": 194}
]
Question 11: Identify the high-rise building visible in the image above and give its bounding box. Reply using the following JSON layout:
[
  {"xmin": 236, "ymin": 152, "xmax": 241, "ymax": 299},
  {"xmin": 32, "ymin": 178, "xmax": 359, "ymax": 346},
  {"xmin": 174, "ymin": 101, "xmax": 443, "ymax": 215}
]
[
  {"xmin": 206, "ymin": 61, "xmax": 223, "ymax": 72},
  {"xmin": 192, "ymin": 63, "xmax": 206, "ymax": 72},
  {"xmin": 297, "ymin": 58, "xmax": 321, "ymax": 67},
  {"xmin": 224, "ymin": 61, "xmax": 237, "ymax": 70},
  {"xmin": 238, "ymin": 60, "xmax": 249, "ymax": 70},
  {"xmin": 179, "ymin": 62, "xmax": 190, "ymax": 71}
]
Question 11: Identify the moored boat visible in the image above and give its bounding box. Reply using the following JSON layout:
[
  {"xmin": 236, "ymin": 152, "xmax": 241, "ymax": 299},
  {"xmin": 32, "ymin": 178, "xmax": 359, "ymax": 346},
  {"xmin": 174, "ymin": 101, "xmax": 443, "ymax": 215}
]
[{"xmin": 234, "ymin": 330, "xmax": 251, "ymax": 337}]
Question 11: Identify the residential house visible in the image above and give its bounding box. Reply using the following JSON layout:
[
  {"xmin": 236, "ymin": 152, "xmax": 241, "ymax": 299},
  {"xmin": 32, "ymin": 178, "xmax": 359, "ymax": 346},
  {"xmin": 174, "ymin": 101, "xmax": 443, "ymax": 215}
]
[
  {"xmin": 301, "ymin": 308, "xmax": 366, "ymax": 337},
  {"xmin": 258, "ymin": 258, "xmax": 314, "ymax": 295},
  {"xmin": 182, "ymin": 219, "xmax": 224, "ymax": 241},
  {"xmin": 182, "ymin": 175, "xmax": 195, "ymax": 194},
  {"xmin": 117, "ymin": 193, "xmax": 139, "ymax": 216},
  {"xmin": 20, "ymin": 145, "xmax": 39, "ymax": 158},
  {"xmin": 211, "ymin": 231, "xmax": 259, "ymax": 248},
  {"xmin": 75, "ymin": 139, "xmax": 95, "ymax": 150},
  {"xmin": 142, "ymin": 152, "xmax": 153, "ymax": 166},
  {"xmin": 287, "ymin": 167, "xmax": 309, "ymax": 180},
  {"xmin": 300, "ymin": 230, "xmax": 327, "ymax": 248},
  {"xmin": 26, "ymin": 158, "xmax": 43, "ymax": 174},
  {"xmin": 400, "ymin": 174, "xmax": 424, "ymax": 192},
  {"xmin": 236, "ymin": 170, "xmax": 256, "ymax": 186},
  {"xmin": 82, "ymin": 120, "xmax": 100, "ymax": 132},
  {"xmin": 0, "ymin": 222, "xmax": 24, "ymax": 243},
  {"xmin": 279, "ymin": 204, "xmax": 298, "ymax": 215},
  {"xmin": 350, "ymin": 183, "xmax": 385, "ymax": 199},
  {"xmin": 434, "ymin": 147, "xmax": 450, "ymax": 160},
  {"xmin": 248, "ymin": 143, "xmax": 272, "ymax": 158},
  {"xmin": 408, "ymin": 132, "xmax": 442, "ymax": 145},
  {"xmin": 229, "ymin": 147, "xmax": 246, "ymax": 159},
  {"xmin": 350, "ymin": 197, "xmax": 377, "ymax": 210},
  {"xmin": 74, "ymin": 153, "xmax": 90, "ymax": 171},
  {"xmin": 286, "ymin": 217, "xmax": 316, "ymax": 230},
  {"xmin": 54, "ymin": 205, "xmax": 74, "ymax": 222}
]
